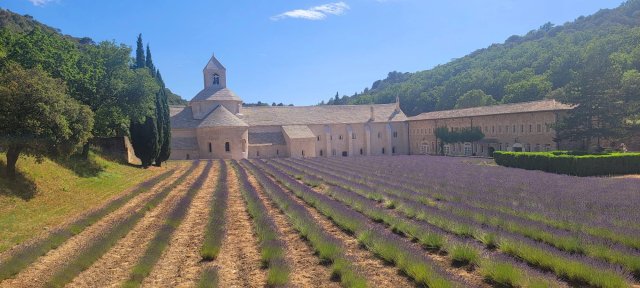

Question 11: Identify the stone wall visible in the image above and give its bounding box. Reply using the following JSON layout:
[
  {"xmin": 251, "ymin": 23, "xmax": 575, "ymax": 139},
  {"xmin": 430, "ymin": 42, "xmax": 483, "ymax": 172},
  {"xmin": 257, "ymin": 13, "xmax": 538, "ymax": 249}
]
[
  {"xmin": 91, "ymin": 136, "xmax": 140, "ymax": 164},
  {"xmin": 408, "ymin": 111, "xmax": 563, "ymax": 156}
]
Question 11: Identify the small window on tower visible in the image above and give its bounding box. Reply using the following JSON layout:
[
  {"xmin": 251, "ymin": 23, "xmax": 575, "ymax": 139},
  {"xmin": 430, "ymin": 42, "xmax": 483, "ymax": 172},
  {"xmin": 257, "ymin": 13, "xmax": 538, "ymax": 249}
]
[
  {"xmin": 213, "ymin": 74, "xmax": 220, "ymax": 85},
  {"xmin": 225, "ymin": 142, "xmax": 230, "ymax": 152}
]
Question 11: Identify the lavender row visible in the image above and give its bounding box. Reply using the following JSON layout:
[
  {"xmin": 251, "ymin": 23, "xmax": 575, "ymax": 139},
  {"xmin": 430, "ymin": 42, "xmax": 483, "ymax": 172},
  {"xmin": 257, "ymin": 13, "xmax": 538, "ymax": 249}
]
[
  {"xmin": 253, "ymin": 160, "xmax": 459, "ymax": 288},
  {"xmin": 200, "ymin": 160, "xmax": 228, "ymax": 260},
  {"xmin": 266, "ymin": 160, "xmax": 563, "ymax": 287},
  {"xmin": 125, "ymin": 161, "xmax": 214, "ymax": 287},
  {"xmin": 274, "ymin": 159, "xmax": 631, "ymax": 287},
  {"xmin": 316, "ymin": 156, "xmax": 640, "ymax": 235},
  {"xmin": 323, "ymin": 156, "xmax": 640, "ymax": 233},
  {"xmin": 286, "ymin": 157, "xmax": 640, "ymax": 277},
  {"xmin": 239, "ymin": 160, "xmax": 367, "ymax": 288},
  {"xmin": 231, "ymin": 161, "xmax": 289, "ymax": 286},
  {"xmin": 0, "ymin": 166, "xmax": 182, "ymax": 282}
]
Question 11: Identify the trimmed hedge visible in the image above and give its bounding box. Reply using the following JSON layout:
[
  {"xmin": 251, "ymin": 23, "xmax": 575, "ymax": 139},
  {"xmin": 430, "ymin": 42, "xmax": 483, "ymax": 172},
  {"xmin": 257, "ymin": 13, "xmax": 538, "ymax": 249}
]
[{"xmin": 494, "ymin": 151, "xmax": 640, "ymax": 176}]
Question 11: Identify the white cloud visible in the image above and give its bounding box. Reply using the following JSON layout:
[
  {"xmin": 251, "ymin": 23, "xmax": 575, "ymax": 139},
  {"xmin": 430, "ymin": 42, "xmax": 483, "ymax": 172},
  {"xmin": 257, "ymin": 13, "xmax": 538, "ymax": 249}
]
[
  {"xmin": 271, "ymin": 2, "xmax": 350, "ymax": 21},
  {"xmin": 27, "ymin": 0, "xmax": 55, "ymax": 6}
]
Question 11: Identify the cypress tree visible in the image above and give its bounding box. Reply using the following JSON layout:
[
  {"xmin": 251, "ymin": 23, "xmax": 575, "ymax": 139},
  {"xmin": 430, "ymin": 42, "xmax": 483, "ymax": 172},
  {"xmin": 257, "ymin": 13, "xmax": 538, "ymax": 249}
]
[
  {"xmin": 135, "ymin": 34, "xmax": 145, "ymax": 69},
  {"xmin": 145, "ymin": 44, "xmax": 155, "ymax": 74},
  {"xmin": 154, "ymin": 70, "xmax": 171, "ymax": 166},
  {"xmin": 130, "ymin": 116, "xmax": 159, "ymax": 168}
]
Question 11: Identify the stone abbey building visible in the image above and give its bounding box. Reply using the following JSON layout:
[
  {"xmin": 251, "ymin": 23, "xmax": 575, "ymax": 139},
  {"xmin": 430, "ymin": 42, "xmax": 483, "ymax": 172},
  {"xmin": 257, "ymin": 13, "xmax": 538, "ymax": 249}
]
[
  {"xmin": 170, "ymin": 55, "xmax": 409, "ymax": 160},
  {"xmin": 170, "ymin": 55, "xmax": 574, "ymax": 159}
]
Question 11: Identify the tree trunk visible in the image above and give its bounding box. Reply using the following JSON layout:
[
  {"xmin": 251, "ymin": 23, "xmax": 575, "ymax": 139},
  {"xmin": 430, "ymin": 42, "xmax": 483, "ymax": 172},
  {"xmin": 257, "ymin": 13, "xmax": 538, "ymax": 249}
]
[
  {"xmin": 153, "ymin": 161, "xmax": 162, "ymax": 167},
  {"xmin": 6, "ymin": 145, "xmax": 23, "ymax": 180},
  {"xmin": 81, "ymin": 142, "xmax": 90, "ymax": 159}
]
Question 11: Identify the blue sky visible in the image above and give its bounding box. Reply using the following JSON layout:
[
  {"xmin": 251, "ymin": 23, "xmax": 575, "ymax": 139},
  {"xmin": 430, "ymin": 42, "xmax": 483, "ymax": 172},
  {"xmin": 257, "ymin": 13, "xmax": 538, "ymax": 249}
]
[{"xmin": 1, "ymin": 0, "xmax": 627, "ymax": 105}]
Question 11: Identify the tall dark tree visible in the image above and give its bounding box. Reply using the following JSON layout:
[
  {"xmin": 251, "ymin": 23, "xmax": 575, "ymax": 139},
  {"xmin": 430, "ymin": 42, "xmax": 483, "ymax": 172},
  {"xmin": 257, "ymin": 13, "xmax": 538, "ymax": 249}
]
[
  {"xmin": 145, "ymin": 44, "xmax": 155, "ymax": 73},
  {"xmin": 153, "ymin": 70, "xmax": 171, "ymax": 166},
  {"xmin": 135, "ymin": 33, "xmax": 145, "ymax": 69},
  {"xmin": 556, "ymin": 38, "xmax": 628, "ymax": 150},
  {"xmin": 130, "ymin": 116, "xmax": 159, "ymax": 168}
]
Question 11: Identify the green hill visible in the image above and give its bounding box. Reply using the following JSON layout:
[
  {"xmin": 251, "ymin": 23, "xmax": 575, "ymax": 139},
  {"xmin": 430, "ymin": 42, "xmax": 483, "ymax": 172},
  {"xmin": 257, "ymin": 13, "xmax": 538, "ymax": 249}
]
[
  {"xmin": 0, "ymin": 8, "xmax": 188, "ymax": 103},
  {"xmin": 327, "ymin": 0, "xmax": 640, "ymax": 116},
  {"xmin": 0, "ymin": 152, "xmax": 169, "ymax": 253}
]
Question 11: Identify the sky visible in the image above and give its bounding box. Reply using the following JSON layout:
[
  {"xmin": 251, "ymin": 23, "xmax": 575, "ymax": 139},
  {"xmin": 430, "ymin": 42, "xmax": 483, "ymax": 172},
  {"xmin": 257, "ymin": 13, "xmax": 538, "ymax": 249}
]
[{"xmin": 1, "ymin": 0, "xmax": 628, "ymax": 106}]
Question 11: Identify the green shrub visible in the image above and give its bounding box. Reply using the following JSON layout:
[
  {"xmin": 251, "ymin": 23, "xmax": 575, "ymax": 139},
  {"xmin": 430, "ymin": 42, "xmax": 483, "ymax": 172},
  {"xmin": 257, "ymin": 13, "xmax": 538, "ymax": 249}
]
[
  {"xmin": 197, "ymin": 267, "xmax": 219, "ymax": 288},
  {"xmin": 448, "ymin": 244, "xmax": 479, "ymax": 266},
  {"xmin": 494, "ymin": 151, "xmax": 640, "ymax": 176},
  {"xmin": 480, "ymin": 261, "xmax": 522, "ymax": 286}
]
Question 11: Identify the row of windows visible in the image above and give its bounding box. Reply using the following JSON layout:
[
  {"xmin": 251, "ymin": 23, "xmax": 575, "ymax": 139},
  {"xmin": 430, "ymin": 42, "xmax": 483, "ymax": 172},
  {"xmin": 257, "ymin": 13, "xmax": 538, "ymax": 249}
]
[
  {"xmin": 319, "ymin": 147, "xmax": 397, "ymax": 156},
  {"xmin": 411, "ymin": 123, "xmax": 553, "ymax": 136},
  {"xmin": 209, "ymin": 142, "xmax": 231, "ymax": 153},
  {"xmin": 317, "ymin": 131, "xmax": 399, "ymax": 142}
]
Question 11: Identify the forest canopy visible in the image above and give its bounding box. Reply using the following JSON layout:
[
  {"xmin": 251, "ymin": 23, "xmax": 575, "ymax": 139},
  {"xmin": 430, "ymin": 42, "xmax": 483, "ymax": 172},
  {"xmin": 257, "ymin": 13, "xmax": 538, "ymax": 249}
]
[{"xmin": 323, "ymin": 0, "xmax": 640, "ymax": 120}]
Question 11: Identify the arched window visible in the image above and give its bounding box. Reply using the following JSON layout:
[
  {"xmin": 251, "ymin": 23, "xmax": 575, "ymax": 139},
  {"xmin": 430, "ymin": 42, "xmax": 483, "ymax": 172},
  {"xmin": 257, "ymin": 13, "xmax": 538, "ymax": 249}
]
[
  {"xmin": 320, "ymin": 150, "xmax": 323, "ymax": 156},
  {"xmin": 213, "ymin": 74, "xmax": 220, "ymax": 85},
  {"xmin": 225, "ymin": 142, "xmax": 230, "ymax": 152},
  {"xmin": 208, "ymin": 142, "xmax": 212, "ymax": 153}
]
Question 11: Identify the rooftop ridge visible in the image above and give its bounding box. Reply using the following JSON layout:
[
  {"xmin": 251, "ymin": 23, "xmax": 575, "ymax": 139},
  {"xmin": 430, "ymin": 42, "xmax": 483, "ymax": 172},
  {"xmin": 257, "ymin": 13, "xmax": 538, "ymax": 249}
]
[{"xmin": 243, "ymin": 103, "xmax": 397, "ymax": 109}]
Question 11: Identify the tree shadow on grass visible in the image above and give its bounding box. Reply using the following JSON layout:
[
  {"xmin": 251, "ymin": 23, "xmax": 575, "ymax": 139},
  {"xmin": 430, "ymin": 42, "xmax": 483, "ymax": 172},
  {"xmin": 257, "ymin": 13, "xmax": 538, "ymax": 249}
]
[
  {"xmin": 51, "ymin": 153, "xmax": 106, "ymax": 178},
  {"xmin": 0, "ymin": 160, "xmax": 37, "ymax": 201}
]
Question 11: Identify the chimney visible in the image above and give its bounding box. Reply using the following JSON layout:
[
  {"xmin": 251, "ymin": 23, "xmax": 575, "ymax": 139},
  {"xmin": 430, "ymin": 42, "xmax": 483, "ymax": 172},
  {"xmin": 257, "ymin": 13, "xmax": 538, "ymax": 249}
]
[
  {"xmin": 370, "ymin": 105, "xmax": 375, "ymax": 121},
  {"xmin": 395, "ymin": 96, "xmax": 401, "ymax": 112}
]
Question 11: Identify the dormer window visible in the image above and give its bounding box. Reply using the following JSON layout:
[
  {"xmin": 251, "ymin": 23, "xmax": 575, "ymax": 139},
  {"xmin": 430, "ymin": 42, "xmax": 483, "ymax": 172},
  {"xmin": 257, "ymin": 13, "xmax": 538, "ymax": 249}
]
[{"xmin": 213, "ymin": 74, "xmax": 220, "ymax": 85}]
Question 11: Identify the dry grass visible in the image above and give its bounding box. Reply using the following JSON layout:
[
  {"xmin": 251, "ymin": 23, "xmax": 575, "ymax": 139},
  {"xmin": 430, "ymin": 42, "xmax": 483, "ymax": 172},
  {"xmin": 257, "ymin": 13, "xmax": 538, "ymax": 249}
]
[{"xmin": 0, "ymin": 153, "xmax": 172, "ymax": 253}]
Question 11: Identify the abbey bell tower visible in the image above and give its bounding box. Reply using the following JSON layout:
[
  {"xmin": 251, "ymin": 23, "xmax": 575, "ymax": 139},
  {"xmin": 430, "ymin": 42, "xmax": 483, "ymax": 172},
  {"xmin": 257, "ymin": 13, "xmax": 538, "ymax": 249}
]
[{"xmin": 203, "ymin": 53, "xmax": 227, "ymax": 89}]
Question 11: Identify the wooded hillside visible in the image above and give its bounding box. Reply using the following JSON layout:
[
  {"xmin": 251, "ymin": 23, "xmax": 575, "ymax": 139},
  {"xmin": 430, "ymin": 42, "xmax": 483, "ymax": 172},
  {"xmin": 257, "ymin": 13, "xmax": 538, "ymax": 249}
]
[{"xmin": 325, "ymin": 0, "xmax": 640, "ymax": 117}]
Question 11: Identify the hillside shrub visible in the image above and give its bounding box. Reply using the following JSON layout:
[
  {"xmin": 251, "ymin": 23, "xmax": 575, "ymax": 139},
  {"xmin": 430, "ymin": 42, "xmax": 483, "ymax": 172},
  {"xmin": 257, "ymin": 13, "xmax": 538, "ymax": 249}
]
[{"xmin": 493, "ymin": 151, "xmax": 640, "ymax": 176}]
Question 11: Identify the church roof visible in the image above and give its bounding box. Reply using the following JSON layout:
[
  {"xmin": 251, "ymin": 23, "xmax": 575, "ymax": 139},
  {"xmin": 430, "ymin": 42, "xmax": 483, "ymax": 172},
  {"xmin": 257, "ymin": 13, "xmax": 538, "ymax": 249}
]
[
  {"xmin": 170, "ymin": 105, "xmax": 248, "ymax": 129},
  {"xmin": 408, "ymin": 99, "xmax": 573, "ymax": 121},
  {"xmin": 198, "ymin": 105, "xmax": 248, "ymax": 128},
  {"xmin": 248, "ymin": 132, "xmax": 286, "ymax": 145},
  {"xmin": 170, "ymin": 106, "xmax": 200, "ymax": 129},
  {"xmin": 204, "ymin": 54, "xmax": 226, "ymax": 71},
  {"xmin": 239, "ymin": 103, "xmax": 407, "ymax": 126},
  {"xmin": 282, "ymin": 125, "xmax": 316, "ymax": 139},
  {"xmin": 192, "ymin": 87, "xmax": 242, "ymax": 102}
]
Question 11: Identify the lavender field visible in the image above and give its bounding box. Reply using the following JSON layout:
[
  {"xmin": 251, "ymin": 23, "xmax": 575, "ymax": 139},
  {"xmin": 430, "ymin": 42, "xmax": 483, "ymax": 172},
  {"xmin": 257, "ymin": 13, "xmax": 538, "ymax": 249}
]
[
  {"xmin": 258, "ymin": 156, "xmax": 640, "ymax": 288},
  {"xmin": 4, "ymin": 157, "xmax": 638, "ymax": 287}
]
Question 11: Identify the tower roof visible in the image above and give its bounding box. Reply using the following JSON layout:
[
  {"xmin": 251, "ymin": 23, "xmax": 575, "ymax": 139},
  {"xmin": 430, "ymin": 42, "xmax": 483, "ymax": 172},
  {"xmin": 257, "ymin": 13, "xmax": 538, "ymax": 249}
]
[
  {"xmin": 192, "ymin": 87, "xmax": 242, "ymax": 102},
  {"xmin": 198, "ymin": 105, "xmax": 248, "ymax": 128},
  {"xmin": 203, "ymin": 53, "xmax": 226, "ymax": 71}
]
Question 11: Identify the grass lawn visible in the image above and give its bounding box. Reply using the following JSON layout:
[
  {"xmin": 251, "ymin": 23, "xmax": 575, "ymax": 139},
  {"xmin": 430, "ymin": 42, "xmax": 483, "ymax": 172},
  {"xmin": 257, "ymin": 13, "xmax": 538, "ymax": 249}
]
[{"xmin": 0, "ymin": 152, "xmax": 171, "ymax": 253}]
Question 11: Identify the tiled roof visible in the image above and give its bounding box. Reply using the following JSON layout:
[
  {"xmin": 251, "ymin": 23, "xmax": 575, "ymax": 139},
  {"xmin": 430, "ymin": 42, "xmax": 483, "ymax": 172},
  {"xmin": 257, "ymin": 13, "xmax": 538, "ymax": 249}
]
[
  {"xmin": 198, "ymin": 105, "xmax": 248, "ymax": 128},
  {"xmin": 282, "ymin": 125, "xmax": 315, "ymax": 139},
  {"xmin": 192, "ymin": 87, "xmax": 241, "ymax": 102},
  {"xmin": 170, "ymin": 106, "xmax": 201, "ymax": 129},
  {"xmin": 408, "ymin": 99, "xmax": 573, "ymax": 121},
  {"xmin": 170, "ymin": 105, "xmax": 248, "ymax": 129},
  {"xmin": 239, "ymin": 103, "xmax": 407, "ymax": 126},
  {"xmin": 171, "ymin": 137, "xmax": 198, "ymax": 150},
  {"xmin": 248, "ymin": 132, "xmax": 286, "ymax": 145},
  {"xmin": 204, "ymin": 54, "xmax": 226, "ymax": 71}
]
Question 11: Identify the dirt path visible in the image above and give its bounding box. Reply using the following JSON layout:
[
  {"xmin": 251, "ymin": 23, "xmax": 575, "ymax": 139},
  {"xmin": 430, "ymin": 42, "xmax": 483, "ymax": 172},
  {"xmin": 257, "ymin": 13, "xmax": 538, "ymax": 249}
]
[
  {"xmin": 0, "ymin": 163, "xmax": 191, "ymax": 288},
  {"xmin": 246, "ymin": 169, "xmax": 341, "ymax": 288},
  {"xmin": 141, "ymin": 161, "xmax": 219, "ymax": 287},
  {"xmin": 261, "ymin": 172, "xmax": 417, "ymax": 288},
  {"xmin": 65, "ymin": 161, "xmax": 207, "ymax": 288},
  {"xmin": 206, "ymin": 163, "xmax": 266, "ymax": 288}
]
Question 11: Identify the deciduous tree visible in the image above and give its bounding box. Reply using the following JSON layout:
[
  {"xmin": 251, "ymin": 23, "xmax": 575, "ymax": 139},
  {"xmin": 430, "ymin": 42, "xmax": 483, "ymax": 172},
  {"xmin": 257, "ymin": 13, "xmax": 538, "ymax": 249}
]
[{"xmin": 0, "ymin": 63, "xmax": 93, "ymax": 179}]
